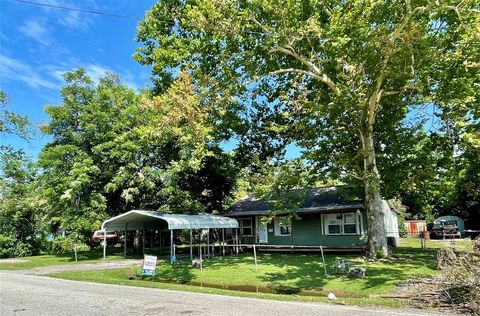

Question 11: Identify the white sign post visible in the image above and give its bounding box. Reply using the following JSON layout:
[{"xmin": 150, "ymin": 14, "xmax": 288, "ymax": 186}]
[{"xmin": 141, "ymin": 254, "xmax": 158, "ymax": 278}]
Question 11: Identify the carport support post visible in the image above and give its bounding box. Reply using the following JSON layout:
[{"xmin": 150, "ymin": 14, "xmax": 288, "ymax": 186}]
[
  {"xmin": 222, "ymin": 229, "xmax": 225, "ymax": 256},
  {"xmin": 170, "ymin": 230, "xmax": 173, "ymax": 260},
  {"xmin": 124, "ymin": 222, "xmax": 128, "ymax": 257},
  {"xmin": 190, "ymin": 230, "xmax": 193, "ymax": 261},
  {"xmin": 102, "ymin": 229, "xmax": 106, "ymax": 259},
  {"xmin": 235, "ymin": 229, "xmax": 239, "ymax": 254},
  {"xmin": 207, "ymin": 229, "xmax": 210, "ymax": 258},
  {"xmin": 142, "ymin": 225, "xmax": 146, "ymax": 255}
]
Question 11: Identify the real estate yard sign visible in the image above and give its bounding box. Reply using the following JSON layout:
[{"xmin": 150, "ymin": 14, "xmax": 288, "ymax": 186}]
[{"xmin": 141, "ymin": 254, "xmax": 157, "ymax": 277}]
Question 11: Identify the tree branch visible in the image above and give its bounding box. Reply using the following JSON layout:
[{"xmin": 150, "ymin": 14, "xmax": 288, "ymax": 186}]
[
  {"xmin": 270, "ymin": 46, "xmax": 340, "ymax": 94},
  {"xmin": 269, "ymin": 68, "xmax": 328, "ymax": 81},
  {"xmin": 384, "ymin": 84, "xmax": 423, "ymax": 96},
  {"xmin": 251, "ymin": 17, "xmax": 278, "ymax": 36}
]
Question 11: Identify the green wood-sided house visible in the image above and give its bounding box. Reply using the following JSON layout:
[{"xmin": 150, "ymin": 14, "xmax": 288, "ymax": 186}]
[{"xmin": 226, "ymin": 186, "xmax": 399, "ymax": 250}]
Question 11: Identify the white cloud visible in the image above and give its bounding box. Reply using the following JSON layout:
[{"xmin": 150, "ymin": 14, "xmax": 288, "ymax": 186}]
[
  {"xmin": 0, "ymin": 54, "xmax": 61, "ymax": 90},
  {"xmin": 84, "ymin": 64, "xmax": 111, "ymax": 82},
  {"xmin": 18, "ymin": 19, "xmax": 50, "ymax": 46}
]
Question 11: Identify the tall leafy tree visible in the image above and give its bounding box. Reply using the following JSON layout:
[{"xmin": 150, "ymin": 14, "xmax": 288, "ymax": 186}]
[
  {"xmin": 0, "ymin": 90, "xmax": 34, "ymax": 151},
  {"xmin": 135, "ymin": 0, "xmax": 479, "ymax": 257},
  {"xmin": 0, "ymin": 91, "xmax": 41, "ymax": 257},
  {"xmin": 0, "ymin": 150, "xmax": 43, "ymax": 257},
  {"xmin": 39, "ymin": 69, "xmax": 238, "ymax": 241}
]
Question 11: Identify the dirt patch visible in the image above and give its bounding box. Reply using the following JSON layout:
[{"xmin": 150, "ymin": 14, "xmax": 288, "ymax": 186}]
[
  {"xmin": 0, "ymin": 258, "xmax": 29, "ymax": 263},
  {"xmin": 36, "ymin": 260, "xmax": 144, "ymax": 274}
]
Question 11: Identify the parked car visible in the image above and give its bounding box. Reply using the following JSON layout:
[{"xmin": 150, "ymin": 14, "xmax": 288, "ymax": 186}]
[
  {"xmin": 91, "ymin": 230, "xmax": 118, "ymax": 245},
  {"xmin": 431, "ymin": 220, "xmax": 461, "ymax": 238}
]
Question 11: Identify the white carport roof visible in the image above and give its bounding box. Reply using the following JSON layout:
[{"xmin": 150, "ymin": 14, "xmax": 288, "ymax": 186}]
[{"xmin": 101, "ymin": 210, "xmax": 239, "ymax": 231}]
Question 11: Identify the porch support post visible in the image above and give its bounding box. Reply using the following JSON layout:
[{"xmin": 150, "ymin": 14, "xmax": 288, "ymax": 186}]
[{"xmin": 190, "ymin": 229, "xmax": 193, "ymax": 261}]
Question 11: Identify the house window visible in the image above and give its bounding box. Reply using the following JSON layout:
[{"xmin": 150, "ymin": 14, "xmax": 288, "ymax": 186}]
[
  {"xmin": 274, "ymin": 216, "xmax": 291, "ymax": 236},
  {"xmin": 240, "ymin": 218, "xmax": 253, "ymax": 236},
  {"xmin": 343, "ymin": 213, "xmax": 358, "ymax": 234},
  {"xmin": 324, "ymin": 212, "xmax": 360, "ymax": 235},
  {"xmin": 325, "ymin": 214, "xmax": 342, "ymax": 235}
]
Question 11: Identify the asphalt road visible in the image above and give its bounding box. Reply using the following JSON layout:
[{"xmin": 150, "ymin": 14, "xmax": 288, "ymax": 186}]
[{"xmin": 0, "ymin": 272, "xmax": 453, "ymax": 316}]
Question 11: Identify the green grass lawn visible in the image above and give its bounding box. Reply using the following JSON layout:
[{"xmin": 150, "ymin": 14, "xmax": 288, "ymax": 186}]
[
  {"xmin": 49, "ymin": 237, "xmax": 472, "ymax": 303},
  {"xmin": 398, "ymin": 236, "xmax": 473, "ymax": 252},
  {"xmin": 4, "ymin": 237, "xmax": 473, "ymax": 308},
  {"xmin": 50, "ymin": 251, "xmax": 437, "ymax": 296}
]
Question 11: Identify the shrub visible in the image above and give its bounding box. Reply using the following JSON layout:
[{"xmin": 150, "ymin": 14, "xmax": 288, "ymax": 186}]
[
  {"xmin": 0, "ymin": 235, "xmax": 16, "ymax": 258},
  {"xmin": 12, "ymin": 242, "xmax": 33, "ymax": 257},
  {"xmin": 50, "ymin": 237, "xmax": 89, "ymax": 254},
  {"xmin": 0, "ymin": 236, "xmax": 35, "ymax": 258}
]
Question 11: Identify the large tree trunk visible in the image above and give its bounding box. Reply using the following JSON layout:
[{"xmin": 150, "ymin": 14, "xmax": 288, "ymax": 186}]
[{"xmin": 362, "ymin": 131, "xmax": 388, "ymax": 259}]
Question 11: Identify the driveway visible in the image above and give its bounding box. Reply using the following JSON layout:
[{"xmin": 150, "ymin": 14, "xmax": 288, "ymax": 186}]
[
  {"xmin": 6, "ymin": 259, "xmax": 142, "ymax": 275},
  {"xmin": 0, "ymin": 272, "xmax": 455, "ymax": 316}
]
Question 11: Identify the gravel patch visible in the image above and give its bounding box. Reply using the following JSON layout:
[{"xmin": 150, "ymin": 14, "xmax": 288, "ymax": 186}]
[
  {"xmin": 3, "ymin": 259, "xmax": 143, "ymax": 275},
  {"xmin": 0, "ymin": 259, "xmax": 29, "ymax": 263}
]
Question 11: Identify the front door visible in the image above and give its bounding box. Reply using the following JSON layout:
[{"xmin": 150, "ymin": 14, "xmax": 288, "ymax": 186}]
[{"xmin": 258, "ymin": 218, "xmax": 268, "ymax": 244}]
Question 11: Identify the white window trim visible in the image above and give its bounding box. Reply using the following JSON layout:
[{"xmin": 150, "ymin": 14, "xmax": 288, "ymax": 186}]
[
  {"xmin": 240, "ymin": 218, "xmax": 253, "ymax": 237},
  {"xmin": 323, "ymin": 212, "xmax": 361, "ymax": 236},
  {"xmin": 342, "ymin": 213, "xmax": 359, "ymax": 235},
  {"xmin": 324, "ymin": 213, "xmax": 342, "ymax": 236},
  {"xmin": 274, "ymin": 216, "xmax": 291, "ymax": 236}
]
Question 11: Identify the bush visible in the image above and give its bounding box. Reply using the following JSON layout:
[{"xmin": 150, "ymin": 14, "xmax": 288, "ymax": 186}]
[
  {"xmin": 0, "ymin": 235, "xmax": 16, "ymax": 258},
  {"xmin": 12, "ymin": 242, "xmax": 33, "ymax": 257},
  {"xmin": 49, "ymin": 236, "xmax": 89, "ymax": 254},
  {"xmin": 0, "ymin": 236, "xmax": 34, "ymax": 258}
]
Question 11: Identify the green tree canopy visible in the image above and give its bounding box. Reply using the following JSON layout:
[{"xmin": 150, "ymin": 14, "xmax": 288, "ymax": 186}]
[
  {"xmin": 135, "ymin": 0, "xmax": 479, "ymax": 257},
  {"xmin": 39, "ymin": 69, "xmax": 238, "ymax": 241}
]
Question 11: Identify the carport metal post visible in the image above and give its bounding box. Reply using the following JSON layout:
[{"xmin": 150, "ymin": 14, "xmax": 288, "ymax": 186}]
[
  {"xmin": 102, "ymin": 229, "xmax": 106, "ymax": 259},
  {"xmin": 222, "ymin": 229, "xmax": 225, "ymax": 256},
  {"xmin": 207, "ymin": 229, "xmax": 210, "ymax": 258},
  {"xmin": 235, "ymin": 228, "xmax": 239, "ymax": 254},
  {"xmin": 124, "ymin": 223, "xmax": 128, "ymax": 257},
  {"xmin": 190, "ymin": 229, "xmax": 193, "ymax": 261},
  {"xmin": 142, "ymin": 224, "xmax": 146, "ymax": 255},
  {"xmin": 170, "ymin": 230, "xmax": 173, "ymax": 259}
]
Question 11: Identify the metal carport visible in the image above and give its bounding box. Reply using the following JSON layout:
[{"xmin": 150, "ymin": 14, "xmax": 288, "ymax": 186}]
[{"xmin": 100, "ymin": 210, "xmax": 239, "ymax": 260}]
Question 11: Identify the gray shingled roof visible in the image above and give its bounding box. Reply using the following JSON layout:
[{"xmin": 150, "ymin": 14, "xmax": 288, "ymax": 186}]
[{"xmin": 227, "ymin": 186, "xmax": 364, "ymax": 216}]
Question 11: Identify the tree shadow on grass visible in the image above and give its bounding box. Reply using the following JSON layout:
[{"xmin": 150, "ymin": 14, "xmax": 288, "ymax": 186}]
[
  {"xmin": 336, "ymin": 246, "xmax": 439, "ymax": 293},
  {"xmin": 129, "ymin": 246, "xmax": 440, "ymax": 296}
]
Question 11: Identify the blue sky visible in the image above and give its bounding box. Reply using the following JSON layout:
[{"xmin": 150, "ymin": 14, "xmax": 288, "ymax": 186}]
[
  {"xmin": 0, "ymin": 0, "xmax": 302, "ymax": 161},
  {"xmin": 0, "ymin": 0, "xmax": 156, "ymax": 159}
]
